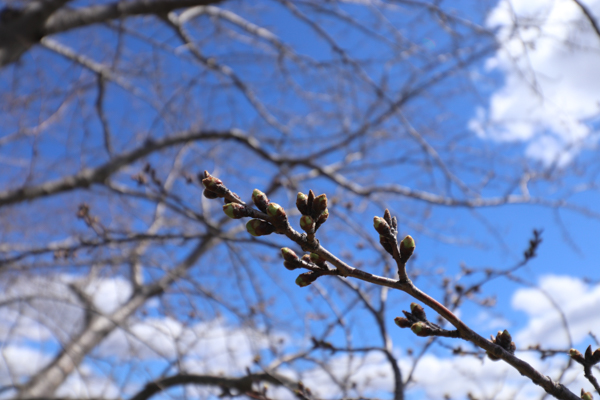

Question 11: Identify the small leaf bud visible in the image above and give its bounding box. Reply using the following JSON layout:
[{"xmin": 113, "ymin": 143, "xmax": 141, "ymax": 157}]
[{"xmin": 307, "ymin": 190, "xmax": 315, "ymax": 213}]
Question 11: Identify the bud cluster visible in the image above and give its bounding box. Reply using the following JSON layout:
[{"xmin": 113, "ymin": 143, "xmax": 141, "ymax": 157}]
[
  {"xmin": 487, "ymin": 330, "xmax": 516, "ymax": 361},
  {"xmin": 201, "ymin": 170, "xmax": 226, "ymax": 199},
  {"xmin": 374, "ymin": 209, "xmax": 399, "ymax": 257},
  {"xmin": 296, "ymin": 190, "xmax": 329, "ymax": 232},
  {"xmin": 570, "ymin": 345, "xmax": 600, "ymax": 366},
  {"xmin": 395, "ymin": 302, "xmax": 438, "ymax": 337}
]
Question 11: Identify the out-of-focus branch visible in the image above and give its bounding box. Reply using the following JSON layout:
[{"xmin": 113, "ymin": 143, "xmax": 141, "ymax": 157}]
[
  {"xmin": 128, "ymin": 372, "xmax": 299, "ymax": 400},
  {"xmin": 572, "ymin": 0, "xmax": 600, "ymax": 39},
  {"xmin": 0, "ymin": 129, "xmax": 264, "ymax": 208}
]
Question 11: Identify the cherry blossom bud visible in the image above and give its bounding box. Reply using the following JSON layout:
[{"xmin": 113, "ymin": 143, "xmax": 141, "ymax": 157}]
[
  {"xmin": 394, "ymin": 317, "xmax": 412, "ymax": 328},
  {"xmin": 246, "ymin": 219, "xmax": 275, "ymax": 237},
  {"xmin": 312, "ymin": 194, "xmax": 327, "ymax": 215},
  {"xmin": 281, "ymin": 248, "xmax": 299, "ymax": 262},
  {"xmin": 373, "ymin": 216, "xmax": 392, "ymax": 236},
  {"xmin": 296, "ymin": 192, "xmax": 309, "ymax": 215},
  {"xmin": 266, "ymin": 202, "xmax": 287, "ymax": 222},
  {"xmin": 300, "ymin": 215, "xmax": 315, "ymax": 232},
  {"xmin": 252, "ymin": 189, "xmax": 270, "ymax": 212},
  {"xmin": 410, "ymin": 303, "xmax": 427, "ymax": 321},
  {"xmin": 223, "ymin": 203, "xmax": 246, "ymax": 219}
]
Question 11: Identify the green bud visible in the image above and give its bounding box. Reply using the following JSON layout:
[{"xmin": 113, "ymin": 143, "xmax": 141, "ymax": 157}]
[
  {"xmin": 581, "ymin": 389, "xmax": 593, "ymax": 400},
  {"xmin": 202, "ymin": 175, "xmax": 223, "ymax": 191},
  {"xmin": 223, "ymin": 203, "xmax": 246, "ymax": 219},
  {"xmin": 246, "ymin": 219, "xmax": 275, "ymax": 237},
  {"xmin": 570, "ymin": 348, "xmax": 582, "ymax": 358},
  {"xmin": 400, "ymin": 235, "xmax": 415, "ymax": 261},
  {"xmin": 312, "ymin": 194, "xmax": 328, "ymax": 214},
  {"xmin": 316, "ymin": 209, "xmax": 329, "ymax": 228},
  {"xmin": 401, "ymin": 235, "xmax": 415, "ymax": 250},
  {"xmin": 300, "ymin": 215, "xmax": 315, "ymax": 232},
  {"xmin": 296, "ymin": 192, "xmax": 309, "ymax": 215},
  {"xmin": 410, "ymin": 322, "xmax": 428, "ymax": 337},
  {"xmin": 252, "ymin": 189, "xmax": 269, "ymax": 212},
  {"xmin": 410, "ymin": 303, "xmax": 426, "ymax": 321},
  {"xmin": 310, "ymin": 253, "xmax": 321, "ymax": 263},
  {"xmin": 281, "ymin": 247, "xmax": 299, "ymax": 262},
  {"xmin": 266, "ymin": 202, "xmax": 287, "ymax": 221},
  {"xmin": 373, "ymin": 216, "xmax": 391, "ymax": 236},
  {"xmin": 295, "ymin": 271, "xmax": 319, "ymax": 287}
]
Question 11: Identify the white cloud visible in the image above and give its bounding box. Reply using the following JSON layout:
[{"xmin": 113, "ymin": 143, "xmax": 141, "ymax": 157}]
[
  {"xmin": 471, "ymin": 0, "xmax": 600, "ymax": 165},
  {"xmin": 0, "ymin": 345, "xmax": 52, "ymax": 385},
  {"xmin": 55, "ymin": 364, "xmax": 120, "ymax": 399},
  {"xmin": 98, "ymin": 316, "xmax": 284, "ymax": 375},
  {"xmin": 512, "ymin": 274, "xmax": 600, "ymax": 347}
]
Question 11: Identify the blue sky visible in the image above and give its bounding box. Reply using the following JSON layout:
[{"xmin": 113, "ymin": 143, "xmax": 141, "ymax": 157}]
[{"xmin": 1, "ymin": 0, "xmax": 600, "ymax": 399}]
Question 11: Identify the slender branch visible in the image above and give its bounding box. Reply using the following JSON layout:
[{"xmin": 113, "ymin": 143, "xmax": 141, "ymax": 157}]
[
  {"xmin": 129, "ymin": 372, "xmax": 298, "ymax": 400},
  {"xmin": 0, "ymin": 129, "xmax": 266, "ymax": 207}
]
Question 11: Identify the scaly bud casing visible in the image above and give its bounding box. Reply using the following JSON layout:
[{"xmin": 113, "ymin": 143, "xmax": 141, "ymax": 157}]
[
  {"xmin": 223, "ymin": 203, "xmax": 246, "ymax": 219},
  {"xmin": 312, "ymin": 194, "xmax": 328, "ymax": 215},
  {"xmin": 373, "ymin": 216, "xmax": 392, "ymax": 236},
  {"xmin": 281, "ymin": 247, "xmax": 299, "ymax": 262},
  {"xmin": 394, "ymin": 317, "xmax": 412, "ymax": 328},
  {"xmin": 246, "ymin": 219, "xmax": 275, "ymax": 237},
  {"xmin": 203, "ymin": 189, "xmax": 219, "ymax": 199},
  {"xmin": 296, "ymin": 192, "xmax": 309, "ymax": 215},
  {"xmin": 295, "ymin": 271, "xmax": 319, "ymax": 287},
  {"xmin": 252, "ymin": 189, "xmax": 270, "ymax": 212},
  {"xmin": 581, "ymin": 389, "xmax": 593, "ymax": 400},
  {"xmin": 410, "ymin": 303, "xmax": 427, "ymax": 321},
  {"xmin": 316, "ymin": 209, "xmax": 329, "ymax": 228},
  {"xmin": 300, "ymin": 215, "xmax": 315, "ymax": 232},
  {"xmin": 202, "ymin": 175, "xmax": 223, "ymax": 191},
  {"xmin": 411, "ymin": 322, "xmax": 428, "ymax": 337},
  {"xmin": 267, "ymin": 202, "xmax": 287, "ymax": 221},
  {"xmin": 400, "ymin": 235, "xmax": 415, "ymax": 261}
]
